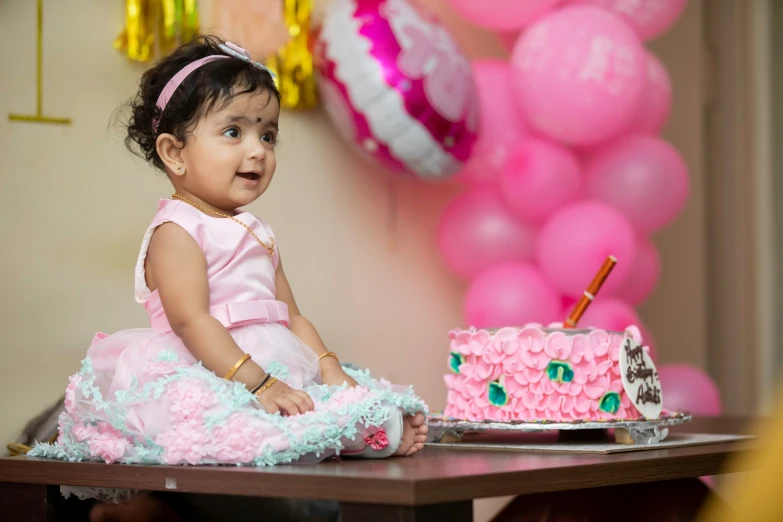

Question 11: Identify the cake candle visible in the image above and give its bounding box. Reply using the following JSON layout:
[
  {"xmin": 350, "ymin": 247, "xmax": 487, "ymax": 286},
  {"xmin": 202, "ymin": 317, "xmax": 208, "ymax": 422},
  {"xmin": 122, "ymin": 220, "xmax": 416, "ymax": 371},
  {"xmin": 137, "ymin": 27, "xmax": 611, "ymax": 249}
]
[{"xmin": 564, "ymin": 255, "xmax": 617, "ymax": 328}]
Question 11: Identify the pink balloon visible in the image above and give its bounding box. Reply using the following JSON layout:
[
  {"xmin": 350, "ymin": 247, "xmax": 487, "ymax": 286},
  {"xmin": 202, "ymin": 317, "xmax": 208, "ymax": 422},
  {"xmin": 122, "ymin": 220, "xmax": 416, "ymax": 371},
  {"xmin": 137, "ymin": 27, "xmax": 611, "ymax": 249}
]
[
  {"xmin": 578, "ymin": 297, "xmax": 641, "ymax": 332},
  {"xmin": 438, "ymin": 188, "xmax": 537, "ymax": 280},
  {"xmin": 447, "ymin": 0, "xmax": 560, "ymax": 31},
  {"xmin": 499, "ymin": 138, "xmax": 583, "ymax": 224},
  {"xmin": 464, "ymin": 263, "xmax": 561, "ymax": 329},
  {"xmin": 561, "ymin": 300, "xmax": 656, "ymax": 359},
  {"xmin": 629, "ymin": 51, "xmax": 672, "ymax": 133},
  {"xmin": 658, "ymin": 364, "xmax": 722, "ymax": 416},
  {"xmin": 456, "ymin": 60, "xmax": 527, "ymax": 186},
  {"xmin": 561, "ymin": 295, "xmax": 577, "ymax": 313},
  {"xmin": 614, "ymin": 236, "xmax": 660, "ymax": 306},
  {"xmin": 511, "ymin": 6, "xmax": 646, "ymax": 146},
  {"xmin": 573, "ymin": 53, "xmax": 671, "ymax": 145},
  {"xmin": 565, "ymin": 0, "xmax": 688, "ymax": 40},
  {"xmin": 637, "ymin": 321, "xmax": 657, "ymax": 361},
  {"xmin": 498, "ymin": 31, "xmax": 521, "ymax": 53},
  {"xmin": 585, "ymin": 135, "xmax": 690, "ymax": 233},
  {"xmin": 537, "ymin": 201, "xmax": 637, "ymax": 297}
]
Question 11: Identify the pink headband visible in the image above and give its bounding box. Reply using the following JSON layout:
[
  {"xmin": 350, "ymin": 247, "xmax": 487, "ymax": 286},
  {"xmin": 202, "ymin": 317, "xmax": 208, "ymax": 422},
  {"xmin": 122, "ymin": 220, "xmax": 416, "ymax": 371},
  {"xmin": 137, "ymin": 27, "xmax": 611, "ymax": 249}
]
[{"xmin": 152, "ymin": 42, "xmax": 276, "ymax": 133}]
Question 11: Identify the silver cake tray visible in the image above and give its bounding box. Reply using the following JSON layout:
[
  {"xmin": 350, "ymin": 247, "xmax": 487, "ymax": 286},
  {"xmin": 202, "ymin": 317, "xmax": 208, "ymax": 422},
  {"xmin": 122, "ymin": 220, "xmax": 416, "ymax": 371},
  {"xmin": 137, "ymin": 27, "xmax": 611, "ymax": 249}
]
[{"xmin": 427, "ymin": 411, "xmax": 691, "ymax": 445}]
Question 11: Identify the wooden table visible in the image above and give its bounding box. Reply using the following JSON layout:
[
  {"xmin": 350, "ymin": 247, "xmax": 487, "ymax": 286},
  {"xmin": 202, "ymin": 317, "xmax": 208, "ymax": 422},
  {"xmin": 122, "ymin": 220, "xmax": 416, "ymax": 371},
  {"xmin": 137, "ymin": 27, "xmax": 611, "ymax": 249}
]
[{"xmin": 0, "ymin": 417, "xmax": 756, "ymax": 522}]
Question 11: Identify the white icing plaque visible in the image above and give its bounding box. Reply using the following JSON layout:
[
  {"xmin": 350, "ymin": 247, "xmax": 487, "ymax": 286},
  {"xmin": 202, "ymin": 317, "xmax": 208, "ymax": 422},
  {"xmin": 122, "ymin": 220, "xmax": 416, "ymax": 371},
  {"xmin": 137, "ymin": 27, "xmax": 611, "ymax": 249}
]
[{"xmin": 619, "ymin": 337, "xmax": 663, "ymax": 419}]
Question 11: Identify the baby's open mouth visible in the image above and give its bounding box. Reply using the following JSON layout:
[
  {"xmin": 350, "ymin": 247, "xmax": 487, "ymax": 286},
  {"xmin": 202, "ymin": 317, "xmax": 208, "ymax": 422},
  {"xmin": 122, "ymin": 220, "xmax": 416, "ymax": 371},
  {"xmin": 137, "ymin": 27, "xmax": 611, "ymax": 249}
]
[{"xmin": 236, "ymin": 172, "xmax": 260, "ymax": 181}]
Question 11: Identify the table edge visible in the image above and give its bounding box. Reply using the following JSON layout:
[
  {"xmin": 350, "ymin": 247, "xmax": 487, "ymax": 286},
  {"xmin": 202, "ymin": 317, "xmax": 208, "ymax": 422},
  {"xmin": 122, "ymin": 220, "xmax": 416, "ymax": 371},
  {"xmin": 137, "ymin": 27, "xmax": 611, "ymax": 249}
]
[
  {"xmin": 410, "ymin": 445, "xmax": 753, "ymax": 504},
  {"xmin": 0, "ymin": 443, "xmax": 752, "ymax": 506}
]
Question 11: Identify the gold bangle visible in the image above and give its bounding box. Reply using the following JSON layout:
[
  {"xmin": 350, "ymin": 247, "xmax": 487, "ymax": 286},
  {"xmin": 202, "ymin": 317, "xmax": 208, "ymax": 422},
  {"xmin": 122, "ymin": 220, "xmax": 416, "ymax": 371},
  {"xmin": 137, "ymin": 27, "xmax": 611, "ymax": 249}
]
[
  {"xmin": 318, "ymin": 351, "xmax": 339, "ymax": 363},
  {"xmin": 254, "ymin": 376, "xmax": 278, "ymax": 396},
  {"xmin": 224, "ymin": 353, "xmax": 252, "ymax": 381}
]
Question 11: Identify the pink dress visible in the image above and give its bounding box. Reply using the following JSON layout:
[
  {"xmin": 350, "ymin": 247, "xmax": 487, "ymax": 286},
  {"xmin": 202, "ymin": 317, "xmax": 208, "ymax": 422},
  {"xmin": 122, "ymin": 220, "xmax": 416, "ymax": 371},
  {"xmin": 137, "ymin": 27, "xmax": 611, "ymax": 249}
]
[{"xmin": 30, "ymin": 199, "xmax": 427, "ymax": 466}]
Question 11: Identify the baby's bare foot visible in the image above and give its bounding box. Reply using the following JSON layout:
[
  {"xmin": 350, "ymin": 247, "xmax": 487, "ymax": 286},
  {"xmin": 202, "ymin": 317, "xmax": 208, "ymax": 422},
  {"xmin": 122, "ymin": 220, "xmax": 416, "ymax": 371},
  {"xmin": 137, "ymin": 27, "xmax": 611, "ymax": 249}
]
[
  {"xmin": 407, "ymin": 412, "xmax": 428, "ymax": 456},
  {"xmin": 394, "ymin": 412, "xmax": 428, "ymax": 457}
]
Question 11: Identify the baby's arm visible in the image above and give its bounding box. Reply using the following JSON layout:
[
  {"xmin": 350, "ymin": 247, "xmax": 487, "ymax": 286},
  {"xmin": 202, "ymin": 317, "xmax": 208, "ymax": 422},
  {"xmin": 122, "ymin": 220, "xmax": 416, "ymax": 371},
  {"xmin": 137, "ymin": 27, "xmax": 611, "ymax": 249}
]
[
  {"xmin": 275, "ymin": 257, "xmax": 358, "ymax": 388},
  {"xmin": 146, "ymin": 223, "xmax": 314, "ymax": 414}
]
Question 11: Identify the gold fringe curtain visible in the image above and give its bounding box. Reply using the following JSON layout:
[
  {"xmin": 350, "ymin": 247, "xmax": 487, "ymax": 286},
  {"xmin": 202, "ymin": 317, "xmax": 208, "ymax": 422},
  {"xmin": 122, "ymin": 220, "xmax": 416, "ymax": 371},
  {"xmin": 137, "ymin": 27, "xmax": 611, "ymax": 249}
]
[
  {"xmin": 115, "ymin": 0, "xmax": 199, "ymax": 62},
  {"xmin": 266, "ymin": 0, "xmax": 317, "ymax": 110},
  {"xmin": 115, "ymin": 0, "xmax": 316, "ymax": 110}
]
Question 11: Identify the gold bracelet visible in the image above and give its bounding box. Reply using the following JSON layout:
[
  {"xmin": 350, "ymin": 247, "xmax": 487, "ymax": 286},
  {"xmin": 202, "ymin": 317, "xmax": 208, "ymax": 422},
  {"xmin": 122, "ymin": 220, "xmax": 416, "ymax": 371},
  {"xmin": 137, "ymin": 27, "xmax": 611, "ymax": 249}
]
[
  {"xmin": 254, "ymin": 376, "xmax": 278, "ymax": 396},
  {"xmin": 224, "ymin": 353, "xmax": 252, "ymax": 381},
  {"xmin": 318, "ymin": 351, "xmax": 339, "ymax": 363}
]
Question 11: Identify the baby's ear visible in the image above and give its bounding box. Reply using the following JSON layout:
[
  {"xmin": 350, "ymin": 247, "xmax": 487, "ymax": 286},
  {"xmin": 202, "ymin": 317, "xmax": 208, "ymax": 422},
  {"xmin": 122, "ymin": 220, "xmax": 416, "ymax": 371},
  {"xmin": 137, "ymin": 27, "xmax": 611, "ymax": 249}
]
[{"xmin": 156, "ymin": 133, "xmax": 186, "ymax": 176}]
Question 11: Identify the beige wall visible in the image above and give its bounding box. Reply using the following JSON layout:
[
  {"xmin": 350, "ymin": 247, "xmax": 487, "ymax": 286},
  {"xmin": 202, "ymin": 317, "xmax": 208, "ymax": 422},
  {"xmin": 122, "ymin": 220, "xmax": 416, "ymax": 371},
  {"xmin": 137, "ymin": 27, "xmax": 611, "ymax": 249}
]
[
  {"xmin": 642, "ymin": 0, "xmax": 707, "ymax": 369},
  {"xmin": 0, "ymin": 1, "xmax": 705, "ymax": 519}
]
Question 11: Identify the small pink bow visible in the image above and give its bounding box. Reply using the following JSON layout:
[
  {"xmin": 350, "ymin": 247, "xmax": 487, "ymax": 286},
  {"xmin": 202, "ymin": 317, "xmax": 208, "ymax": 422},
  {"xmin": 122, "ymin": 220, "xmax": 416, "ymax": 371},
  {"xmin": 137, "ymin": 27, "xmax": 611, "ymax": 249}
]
[
  {"xmin": 364, "ymin": 429, "xmax": 389, "ymax": 451},
  {"xmin": 218, "ymin": 42, "xmax": 276, "ymax": 78}
]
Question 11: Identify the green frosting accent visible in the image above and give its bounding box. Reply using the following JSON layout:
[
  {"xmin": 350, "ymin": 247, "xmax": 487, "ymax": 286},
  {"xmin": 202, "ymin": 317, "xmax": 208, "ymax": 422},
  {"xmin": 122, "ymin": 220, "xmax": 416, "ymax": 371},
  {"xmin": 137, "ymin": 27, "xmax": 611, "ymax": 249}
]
[
  {"xmin": 488, "ymin": 379, "xmax": 508, "ymax": 407},
  {"xmin": 599, "ymin": 392, "xmax": 621, "ymax": 415},
  {"xmin": 546, "ymin": 361, "xmax": 574, "ymax": 383},
  {"xmin": 449, "ymin": 352, "xmax": 465, "ymax": 373}
]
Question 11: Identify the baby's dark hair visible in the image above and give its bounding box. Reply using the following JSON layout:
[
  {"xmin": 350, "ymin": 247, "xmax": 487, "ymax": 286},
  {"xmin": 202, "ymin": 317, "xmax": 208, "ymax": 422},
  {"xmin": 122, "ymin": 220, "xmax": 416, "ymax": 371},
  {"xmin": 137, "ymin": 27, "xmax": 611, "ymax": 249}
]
[{"xmin": 124, "ymin": 35, "xmax": 280, "ymax": 170}]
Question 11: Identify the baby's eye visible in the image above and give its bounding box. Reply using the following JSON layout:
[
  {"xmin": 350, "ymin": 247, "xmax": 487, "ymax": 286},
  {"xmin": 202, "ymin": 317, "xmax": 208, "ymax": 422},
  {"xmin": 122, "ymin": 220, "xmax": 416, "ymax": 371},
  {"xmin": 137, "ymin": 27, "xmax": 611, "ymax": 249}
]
[
  {"xmin": 223, "ymin": 127, "xmax": 241, "ymax": 138},
  {"xmin": 261, "ymin": 132, "xmax": 277, "ymax": 144}
]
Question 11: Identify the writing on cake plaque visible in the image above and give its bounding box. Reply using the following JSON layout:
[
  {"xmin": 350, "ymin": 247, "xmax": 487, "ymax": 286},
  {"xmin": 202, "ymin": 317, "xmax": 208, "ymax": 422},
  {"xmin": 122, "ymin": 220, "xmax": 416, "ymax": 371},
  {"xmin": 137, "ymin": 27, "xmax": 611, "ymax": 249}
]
[{"xmin": 619, "ymin": 337, "xmax": 663, "ymax": 419}]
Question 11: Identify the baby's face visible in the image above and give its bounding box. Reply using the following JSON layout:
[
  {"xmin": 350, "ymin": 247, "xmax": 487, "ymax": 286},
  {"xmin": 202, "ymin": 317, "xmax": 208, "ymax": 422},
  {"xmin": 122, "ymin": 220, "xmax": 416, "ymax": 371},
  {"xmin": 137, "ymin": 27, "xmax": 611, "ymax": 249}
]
[{"xmin": 178, "ymin": 89, "xmax": 280, "ymax": 211}]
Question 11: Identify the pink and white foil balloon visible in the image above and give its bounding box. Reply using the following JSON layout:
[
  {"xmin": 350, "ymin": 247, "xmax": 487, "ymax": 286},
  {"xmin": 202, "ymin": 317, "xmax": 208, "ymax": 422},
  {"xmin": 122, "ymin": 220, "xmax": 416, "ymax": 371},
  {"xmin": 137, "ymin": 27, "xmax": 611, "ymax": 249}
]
[
  {"xmin": 511, "ymin": 6, "xmax": 646, "ymax": 146},
  {"xmin": 566, "ymin": 0, "xmax": 688, "ymax": 41},
  {"xmin": 316, "ymin": 0, "xmax": 479, "ymax": 180}
]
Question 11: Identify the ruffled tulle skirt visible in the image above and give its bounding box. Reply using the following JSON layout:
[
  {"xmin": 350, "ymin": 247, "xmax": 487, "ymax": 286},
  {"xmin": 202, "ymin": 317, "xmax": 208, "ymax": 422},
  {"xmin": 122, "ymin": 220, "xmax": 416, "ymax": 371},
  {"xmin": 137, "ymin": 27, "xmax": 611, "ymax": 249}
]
[{"xmin": 29, "ymin": 323, "xmax": 427, "ymax": 467}]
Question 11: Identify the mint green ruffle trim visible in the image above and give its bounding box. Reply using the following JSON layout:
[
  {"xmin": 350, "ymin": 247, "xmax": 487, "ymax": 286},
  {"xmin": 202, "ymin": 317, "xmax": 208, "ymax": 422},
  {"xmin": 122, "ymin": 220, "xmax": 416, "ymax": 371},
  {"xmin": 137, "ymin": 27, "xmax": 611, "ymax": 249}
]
[
  {"xmin": 28, "ymin": 350, "xmax": 427, "ymax": 466},
  {"xmin": 265, "ymin": 361, "xmax": 291, "ymax": 381}
]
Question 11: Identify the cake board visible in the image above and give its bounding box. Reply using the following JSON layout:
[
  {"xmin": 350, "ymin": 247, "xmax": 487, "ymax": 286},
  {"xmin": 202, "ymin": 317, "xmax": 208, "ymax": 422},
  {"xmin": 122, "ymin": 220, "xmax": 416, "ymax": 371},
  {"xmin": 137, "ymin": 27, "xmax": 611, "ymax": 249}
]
[{"xmin": 426, "ymin": 411, "xmax": 691, "ymax": 446}]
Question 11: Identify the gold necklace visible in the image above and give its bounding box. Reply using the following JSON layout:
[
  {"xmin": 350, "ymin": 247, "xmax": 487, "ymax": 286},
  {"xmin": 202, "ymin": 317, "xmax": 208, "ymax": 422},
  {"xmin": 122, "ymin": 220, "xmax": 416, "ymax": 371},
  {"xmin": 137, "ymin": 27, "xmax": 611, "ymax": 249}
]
[{"xmin": 171, "ymin": 194, "xmax": 275, "ymax": 259}]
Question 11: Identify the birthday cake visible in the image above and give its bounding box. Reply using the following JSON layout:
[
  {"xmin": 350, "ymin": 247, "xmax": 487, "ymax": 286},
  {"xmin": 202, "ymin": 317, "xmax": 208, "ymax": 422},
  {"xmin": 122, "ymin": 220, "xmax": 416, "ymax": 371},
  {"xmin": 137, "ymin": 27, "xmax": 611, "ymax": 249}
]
[{"xmin": 443, "ymin": 324, "xmax": 662, "ymax": 423}]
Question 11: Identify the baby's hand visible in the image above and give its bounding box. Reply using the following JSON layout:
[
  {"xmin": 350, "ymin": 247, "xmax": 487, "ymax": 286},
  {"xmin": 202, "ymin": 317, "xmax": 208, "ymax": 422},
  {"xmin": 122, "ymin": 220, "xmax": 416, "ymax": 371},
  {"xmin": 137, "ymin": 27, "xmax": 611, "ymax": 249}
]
[
  {"xmin": 257, "ymin": 379, "xmax": 314, "ymax": 415},
  {"xmin": 321, "ymin": 367, "xmax": 359, "ymax": 388}
]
